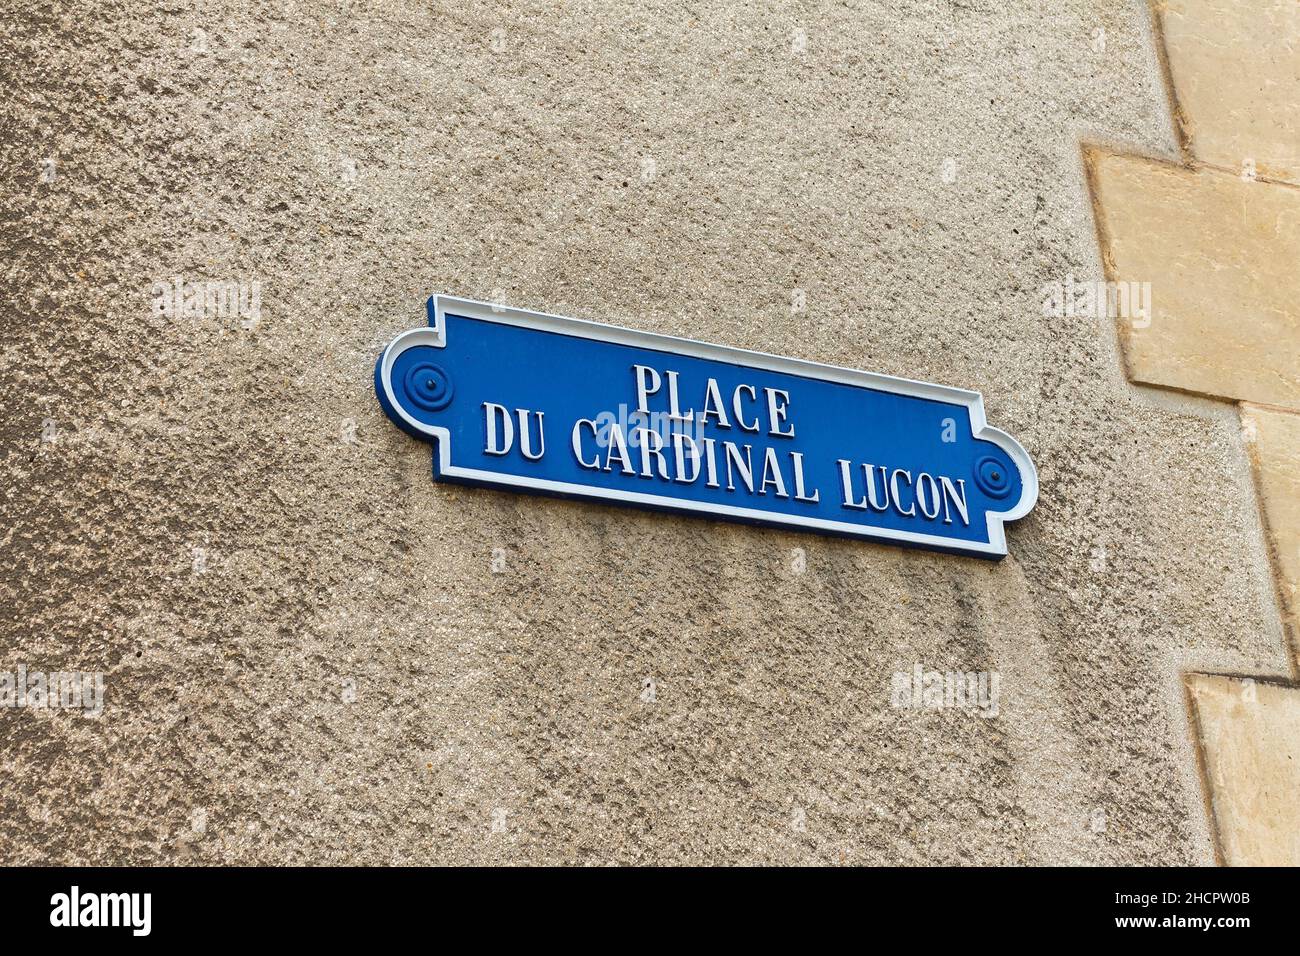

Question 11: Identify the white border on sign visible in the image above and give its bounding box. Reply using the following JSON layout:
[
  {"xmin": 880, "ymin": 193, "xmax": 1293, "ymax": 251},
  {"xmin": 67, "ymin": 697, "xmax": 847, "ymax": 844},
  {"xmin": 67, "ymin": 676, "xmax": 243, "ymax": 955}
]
[{"xmin": 377, "ymin": 295, "xmax": 1039, "ymax": 558}]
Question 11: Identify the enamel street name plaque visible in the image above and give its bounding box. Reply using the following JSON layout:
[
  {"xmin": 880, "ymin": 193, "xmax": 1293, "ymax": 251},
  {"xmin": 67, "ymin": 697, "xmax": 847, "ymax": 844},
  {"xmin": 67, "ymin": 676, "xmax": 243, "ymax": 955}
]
[{"xmin": 375, "ymin": 296, "xmax": 1038, "ymax": 558}]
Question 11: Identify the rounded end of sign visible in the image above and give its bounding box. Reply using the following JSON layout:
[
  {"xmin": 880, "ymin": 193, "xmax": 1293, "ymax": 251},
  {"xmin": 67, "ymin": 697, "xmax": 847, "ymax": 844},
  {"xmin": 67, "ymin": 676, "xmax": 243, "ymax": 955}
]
[
  {"xmin": 374, "ymin": 326, "xmax": 450, "ymax": 441},
  {"xmin": 976, "ymin": 425, "xmax": 1038, "ymax": 524}
]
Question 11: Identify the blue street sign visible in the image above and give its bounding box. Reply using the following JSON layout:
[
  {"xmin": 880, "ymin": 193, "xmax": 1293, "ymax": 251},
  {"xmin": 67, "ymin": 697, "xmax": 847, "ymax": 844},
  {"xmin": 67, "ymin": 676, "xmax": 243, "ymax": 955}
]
[{"xmin": 376, "ymin": 296, "xmax": 1038, "ymax": 558}]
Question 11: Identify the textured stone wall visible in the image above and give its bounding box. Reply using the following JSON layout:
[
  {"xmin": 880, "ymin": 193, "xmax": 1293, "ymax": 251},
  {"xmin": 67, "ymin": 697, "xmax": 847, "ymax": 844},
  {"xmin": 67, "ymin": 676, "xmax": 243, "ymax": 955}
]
[
  {"xmin": 1090, "ymin": 0, "xmax": 1300, "ymax": 867},
  {"xmin": 1, "ymin": 0, "xmax": 1293, "ymax": 864}
]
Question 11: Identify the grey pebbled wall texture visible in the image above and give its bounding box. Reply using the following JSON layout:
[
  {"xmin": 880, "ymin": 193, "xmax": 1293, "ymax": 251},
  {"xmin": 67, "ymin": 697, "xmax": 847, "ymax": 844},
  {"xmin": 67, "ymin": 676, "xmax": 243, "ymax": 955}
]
[{"xmin": 1, "ymin": 0, "xmax": 1293, "ymax": 864}]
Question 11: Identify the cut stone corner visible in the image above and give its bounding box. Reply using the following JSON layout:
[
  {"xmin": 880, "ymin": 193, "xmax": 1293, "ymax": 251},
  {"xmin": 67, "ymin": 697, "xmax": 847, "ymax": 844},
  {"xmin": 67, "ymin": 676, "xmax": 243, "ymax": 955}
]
[{"xmin": 1185, "ymin": 673, "xmax": 1300, "ymax": 866}]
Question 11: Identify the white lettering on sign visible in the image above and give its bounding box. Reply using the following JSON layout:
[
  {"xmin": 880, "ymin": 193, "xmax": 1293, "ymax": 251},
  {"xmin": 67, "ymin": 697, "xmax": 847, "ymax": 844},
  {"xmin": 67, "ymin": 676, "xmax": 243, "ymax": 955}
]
[
  {"xmin": 635, "ymin": 364, "xmax": 796, "ymax": 438},
  {"xmin": 486, "ymin": 364, "xmax": 974, "ymax": 528},
  {"xmin": 482, "ymin": 403, "xmax": 545, "ymax": 460},
  {"xmin": 837, "ymin": 460, "xmax": 970, "ymax": 526}
]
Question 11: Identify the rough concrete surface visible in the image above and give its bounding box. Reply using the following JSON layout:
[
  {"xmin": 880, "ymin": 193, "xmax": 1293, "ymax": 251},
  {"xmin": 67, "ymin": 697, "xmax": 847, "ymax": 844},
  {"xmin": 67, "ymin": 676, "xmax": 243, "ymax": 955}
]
[{"xmin": 0, "ymin": 0, "xmax": 1293, "ymax": 864}]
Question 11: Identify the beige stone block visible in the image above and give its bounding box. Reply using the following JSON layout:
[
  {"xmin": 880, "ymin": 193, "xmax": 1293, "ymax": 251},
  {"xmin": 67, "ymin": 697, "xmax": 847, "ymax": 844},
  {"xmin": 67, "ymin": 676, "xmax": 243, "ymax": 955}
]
[
  {"xmin": 1157, "ymin": 0, "xmax": 1300, "ymax": 184},
  {"xmin": 1243, "ymin": 404, "xmax": 1300, "ymax": 664},
  {"xmin": 1188, "ymin": 674, "xmax": 1300, "ymax": 865},
  {"xmin": 1087, "ymin": 150, "xmax": 1300, "ymax": 409}
]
